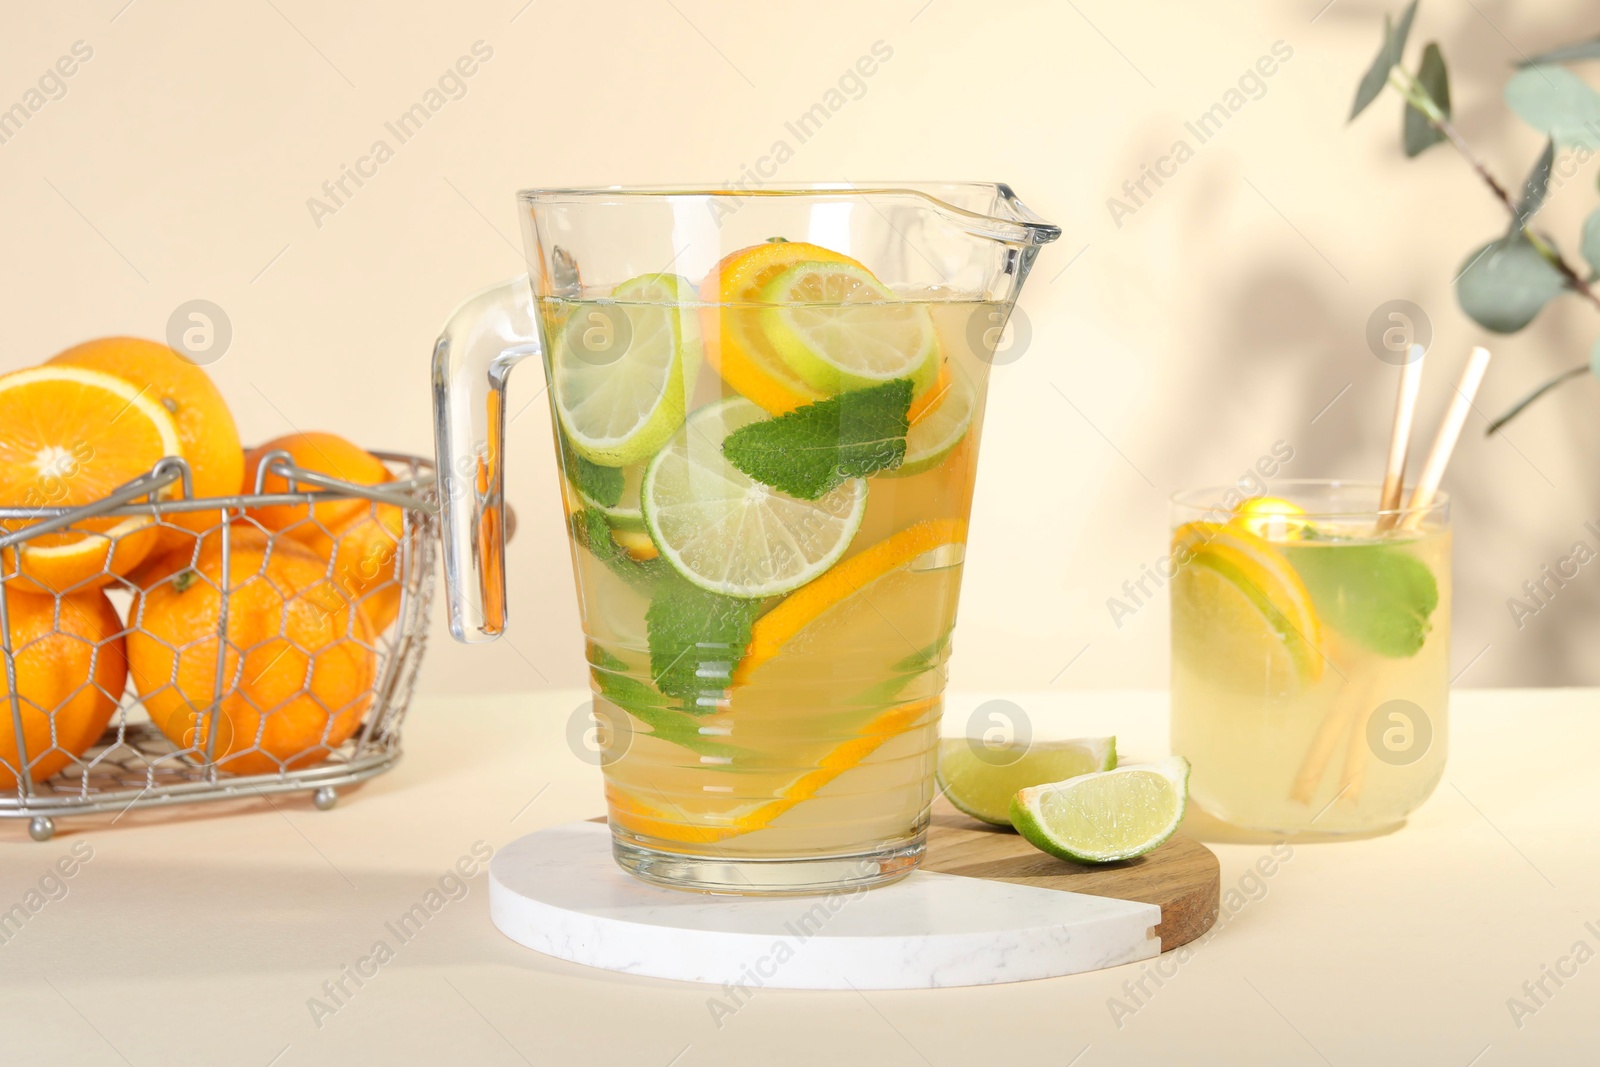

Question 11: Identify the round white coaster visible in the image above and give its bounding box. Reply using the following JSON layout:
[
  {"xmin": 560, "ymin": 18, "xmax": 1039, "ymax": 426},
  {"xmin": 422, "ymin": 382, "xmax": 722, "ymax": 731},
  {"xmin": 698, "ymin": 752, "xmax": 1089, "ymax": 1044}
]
[{"xmin": 488, "ymin": 821, "xmax": 1159, "ymax": 990}]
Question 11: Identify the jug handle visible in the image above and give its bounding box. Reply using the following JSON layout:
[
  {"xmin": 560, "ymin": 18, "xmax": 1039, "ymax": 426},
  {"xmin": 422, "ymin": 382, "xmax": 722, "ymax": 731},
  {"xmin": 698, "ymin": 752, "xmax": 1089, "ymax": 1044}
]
[{"xmin": 431, "ymin": 276, "xmax": 542, "ymax": 643}]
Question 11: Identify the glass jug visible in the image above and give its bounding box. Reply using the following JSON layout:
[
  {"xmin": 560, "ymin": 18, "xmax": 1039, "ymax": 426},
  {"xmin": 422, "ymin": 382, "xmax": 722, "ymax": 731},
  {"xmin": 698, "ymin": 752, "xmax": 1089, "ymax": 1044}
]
[{"xmin": 433, "ymin": 185, "xmax": 1058, "ymax": 894}]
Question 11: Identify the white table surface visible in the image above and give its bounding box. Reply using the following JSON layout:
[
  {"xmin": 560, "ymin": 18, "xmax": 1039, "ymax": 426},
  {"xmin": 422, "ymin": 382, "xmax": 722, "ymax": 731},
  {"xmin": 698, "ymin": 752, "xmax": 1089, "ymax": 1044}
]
[{"xmin": 2, "ymin": 688, "xmax": 1594, "ymax": 1067}]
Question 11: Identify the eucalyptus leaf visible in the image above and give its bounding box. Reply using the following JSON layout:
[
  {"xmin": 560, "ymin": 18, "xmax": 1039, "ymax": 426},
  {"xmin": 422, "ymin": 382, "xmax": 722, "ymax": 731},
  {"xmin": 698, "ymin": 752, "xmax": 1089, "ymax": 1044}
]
[
  {"xmin": 1404, "ymin": 42, "xmax": 1450, "ymax": 156},
  {"xmin": 1511, "ymin": 139, "xmax": 1556, "ymax": 230},
  {"xmin": 1351, "ymin": 1, "xmax": 1419, "ymax": 121},
  {"xmin": 1505, "ymin": 65, "xmax": 1600, "ymax": 151},
  {"xmin": 1519, "ymin": 36, "xmax": 1600, "ymax": 68},
  {"xmin": 1581, "ymin": 206, "xmax": 1600, "ymax": 275},
  {"xmin": 1456, "ymin": 232, "xmax": 1566, "ymax": 333}
]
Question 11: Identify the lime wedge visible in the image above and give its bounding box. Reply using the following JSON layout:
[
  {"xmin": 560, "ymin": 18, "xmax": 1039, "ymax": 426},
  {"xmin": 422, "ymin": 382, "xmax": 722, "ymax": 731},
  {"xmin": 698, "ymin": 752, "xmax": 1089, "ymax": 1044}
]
[
  {"xmin": 758, "ymin": 261, "xmax": 939, "ymax": 396},
  {"xmin": 552, "ymin": 273, "xmax": 700, "ymax": 467},
  {"xmin": 887, "ymin": 362, "xmax": 976, "ymax": 477},
  {"xmin": 641, "ymin": 397, "xmax": 867, "ymax": 597},
  {"xmin": 1010, "ymin": 756, "xmax": 1190, "ymax": 864},
  {"xmin": 937, "ymin": 736, "xmax": 1116, "ymax": 826}
]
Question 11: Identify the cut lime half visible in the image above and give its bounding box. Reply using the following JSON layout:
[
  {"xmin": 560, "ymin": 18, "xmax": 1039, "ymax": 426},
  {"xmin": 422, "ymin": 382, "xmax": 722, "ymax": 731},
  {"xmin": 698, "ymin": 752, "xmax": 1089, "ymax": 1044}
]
[
  {"xmin": 1010, "ymin": 756, "xmax": 1190, "ymax": 864},
  {"xmin": 641, "ymin": 397, "xmax": 867, "ymax": 597},
  {"xmin": 758, "ymin": 261, "xmax": 940, "ymax": 396},
  {"xmin": 937, "ymin": 736, "xmax": 1116, "ymax": 826},
  {"xmin": 552, "ymin": 273, "xmax": 701, "ymax": 467}
]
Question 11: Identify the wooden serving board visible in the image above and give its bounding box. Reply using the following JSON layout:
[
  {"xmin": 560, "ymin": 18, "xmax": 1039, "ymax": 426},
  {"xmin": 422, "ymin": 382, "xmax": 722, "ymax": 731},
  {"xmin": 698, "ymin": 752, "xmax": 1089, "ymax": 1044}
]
[{"xmin": 922, "ymin": 798, "xmax": 1220, "ymax": 951}]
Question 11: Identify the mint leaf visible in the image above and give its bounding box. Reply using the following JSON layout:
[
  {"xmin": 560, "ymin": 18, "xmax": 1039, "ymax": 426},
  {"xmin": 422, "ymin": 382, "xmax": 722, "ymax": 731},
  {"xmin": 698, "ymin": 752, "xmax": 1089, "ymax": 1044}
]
[
  {"xmin": 722, "ymin": 379, "xmax": 913, "ymax": 499},
  {"xmin": 590, "ymin": 645, "xmax": 746, "ymax": 758},
  {"xmin": 645, "ymin": 575, "xmax": 763, "ymax": 705},
  {"xmin": 569, "ymin": 507, "xmax": 666, "ymax": 588},
  {"xmin": 560, "ymin": 434, "xmax": 624, "ymax": 506},
  {"xmin": 1285, "ymin": 543, "xmax": 1439, "ymax": 657}
]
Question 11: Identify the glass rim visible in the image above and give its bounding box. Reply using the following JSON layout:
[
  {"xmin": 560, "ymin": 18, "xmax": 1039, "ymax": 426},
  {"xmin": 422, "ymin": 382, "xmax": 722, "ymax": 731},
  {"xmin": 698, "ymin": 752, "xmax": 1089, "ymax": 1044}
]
[
  {"xmin": 1170, "ymin": 478, "xmax": 1450, "ymax": 523},
  {"xmin": 514, "ymin": 182, "xmax": 1062, "ymax": 246}
]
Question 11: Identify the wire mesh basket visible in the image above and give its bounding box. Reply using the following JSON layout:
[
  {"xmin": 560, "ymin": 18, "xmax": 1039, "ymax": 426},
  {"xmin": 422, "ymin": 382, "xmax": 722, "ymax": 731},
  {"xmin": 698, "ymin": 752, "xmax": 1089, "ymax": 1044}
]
[{"xmin": 0, "ymin": 450, "xmax": 437, "ymax": 840}]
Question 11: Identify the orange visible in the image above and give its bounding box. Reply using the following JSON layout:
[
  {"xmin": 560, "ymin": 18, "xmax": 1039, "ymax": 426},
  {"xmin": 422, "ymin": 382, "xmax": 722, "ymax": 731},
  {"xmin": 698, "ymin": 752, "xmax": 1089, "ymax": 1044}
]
[
  {"xmin": 699, "ymin": 241, "xmax": 864, "ymax": 415},
  {"xmin": 303, "ymin": 502, "xmax": 406, "ymax": 633},
  {"xmin": 0, "ymin": 586, "xmax": 127, "ymax": 787},
  {"xmin": 241, "ymin": 432, "xmax": 391, "ymax": 540},
  {"xmin": 128, "ymin": 527, "xmax": 378, "ymax": 776},
  {"xmin": 50, "ymin": 337, "xmax": 243, "ymax": 552},
  {"xmin": 241, "ymin": 433, "xmax": 403, "ymax": 632},
  {"xmin": 0, "ymin": 365, "xmax": 184, "ymax": 594}
]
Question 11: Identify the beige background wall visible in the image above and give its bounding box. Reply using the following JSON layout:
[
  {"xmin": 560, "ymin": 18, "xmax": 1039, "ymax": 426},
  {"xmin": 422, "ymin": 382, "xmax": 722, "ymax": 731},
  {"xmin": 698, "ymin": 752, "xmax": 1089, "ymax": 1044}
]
[{"xmin": 2, "ymin": 0, "xmax": 1596, "ymax": 694}]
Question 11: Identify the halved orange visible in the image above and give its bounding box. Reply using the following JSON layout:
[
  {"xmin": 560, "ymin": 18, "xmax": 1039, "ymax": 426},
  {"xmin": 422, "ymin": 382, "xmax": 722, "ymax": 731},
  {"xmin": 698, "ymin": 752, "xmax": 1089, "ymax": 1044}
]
[
  {"xmin": 0, "ymin": 365, "xmax": 183, "ymax": 593},
  {"xmin": 699, "ymin": 240, "xmax": 864, "ymax": 414},
  {"xmin": 49, "ymin": 337, "xmax": 242, "ymax": 551}
]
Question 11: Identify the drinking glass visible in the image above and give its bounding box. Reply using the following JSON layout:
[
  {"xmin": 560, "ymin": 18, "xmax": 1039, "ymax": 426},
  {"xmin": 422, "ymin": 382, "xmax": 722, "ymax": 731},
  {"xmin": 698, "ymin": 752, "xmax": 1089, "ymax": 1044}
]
[{"xmin": 1168, "ymin": 480, "xmax": 1450, "ymax": 834}]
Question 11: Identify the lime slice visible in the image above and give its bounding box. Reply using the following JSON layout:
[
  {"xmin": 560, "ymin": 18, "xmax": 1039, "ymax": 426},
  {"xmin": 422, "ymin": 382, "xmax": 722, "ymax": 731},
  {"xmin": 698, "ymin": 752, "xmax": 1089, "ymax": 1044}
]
[
  {"xmin": 580, "ymin": 463, "xmax": 647, "ymax": 533},
  {"xmin": 937, "ymin": 736, "xmax": 1116, "ymax": 826},
  {"xmin": 887, "ymin": 362, "xmax": 976, "ymax": 477},
  {"xmin": 641, "ymin": 397, "xmax": 867, "ymax": 597},
  {"xmin": 1010, "ymin": 757, "xmax": 1190, "ymax": 863},
  {"xmin": 758, "ymin": 261, "xmax": 939, "ymax": 396},
  {"xmin": 552, "ymin": 273, "xmax": 700, "ymax": 467}
]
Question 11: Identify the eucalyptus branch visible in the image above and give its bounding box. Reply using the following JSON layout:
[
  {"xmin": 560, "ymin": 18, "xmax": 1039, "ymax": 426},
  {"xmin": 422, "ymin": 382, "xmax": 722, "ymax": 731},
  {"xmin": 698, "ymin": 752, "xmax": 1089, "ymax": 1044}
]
[
  {"xmin": 1388, "ymin": 66, "xmax": 1600, "ymax": 315},
  {"xmin": 1485, "ymin": 361, "xmax": 1590, "ymax": 434}
]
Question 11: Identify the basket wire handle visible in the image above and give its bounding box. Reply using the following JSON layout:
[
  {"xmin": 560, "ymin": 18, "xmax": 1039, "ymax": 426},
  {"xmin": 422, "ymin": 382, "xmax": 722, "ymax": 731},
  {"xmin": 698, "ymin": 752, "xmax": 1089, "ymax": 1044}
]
[{"xmin": 254, "ymin": 452, "xmax": 436, "ymax": 513}]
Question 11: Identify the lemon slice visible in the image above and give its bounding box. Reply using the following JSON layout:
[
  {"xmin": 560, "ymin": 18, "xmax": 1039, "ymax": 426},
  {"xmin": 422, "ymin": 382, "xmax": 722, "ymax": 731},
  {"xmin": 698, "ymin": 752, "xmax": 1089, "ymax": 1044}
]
[
  {"xmin": 1011, "ymin": 757, "xmax": 1190, "ymax": 864},
  {"xmin": 640, "ymin": 397, "xmax": 866, "ymax": 597},
  {"xmin": 886, "ymin": 361, "xmax": 976, "ymax": 477},
  {"xmin": 937, "ymin": 736, "xmax": 1116, "ymax": 826},
  {"xmin": 551, "ymin": 273, "xmax": 699, "ymax": 467},
  {"xmin": 1232, "ymin": 496, "xmax": 1310, "ymax": 541},
  {"xmin": 1171, "ymin": 522, "xmax": 1324, "ymax": 693},
  {"xmin": 758, "ymin": 261, "xmax": 940, "ymax": 396}
]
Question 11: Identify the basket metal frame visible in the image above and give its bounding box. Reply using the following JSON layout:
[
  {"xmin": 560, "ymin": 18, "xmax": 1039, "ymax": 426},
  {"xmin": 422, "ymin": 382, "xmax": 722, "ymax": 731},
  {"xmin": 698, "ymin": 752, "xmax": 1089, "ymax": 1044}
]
[{"xmin": 0, "ymin": 451, "xmax": 438, "ymax": 839}]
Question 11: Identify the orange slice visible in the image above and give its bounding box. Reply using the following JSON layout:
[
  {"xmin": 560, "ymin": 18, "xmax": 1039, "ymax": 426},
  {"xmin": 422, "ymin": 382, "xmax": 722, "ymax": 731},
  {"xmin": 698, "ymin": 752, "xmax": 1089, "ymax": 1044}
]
[
  {"xmin": 735, "ymin": 518, "xmax": 966, "ymax": 684},
  {"xmin": 699, "ymin": 240, "xmax": 864, "ymax": 414},
  {"xmin": 606, "ymin": 696, "xmax": 938, "ymax": 844},
  {"xmin": 0, "ymin": 365, "xmax": 183, "ymax": 593},
  {"xmin": 908, "ymin": 360, "xmax": 951, "ymax": 426}
]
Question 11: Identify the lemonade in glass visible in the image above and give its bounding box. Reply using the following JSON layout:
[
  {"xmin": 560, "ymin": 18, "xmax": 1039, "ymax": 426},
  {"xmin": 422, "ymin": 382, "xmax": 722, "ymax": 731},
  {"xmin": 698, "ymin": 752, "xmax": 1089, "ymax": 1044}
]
[{"xmin": 1168, "ymin": 481, "xmax": 1449, "ymax": 834}]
